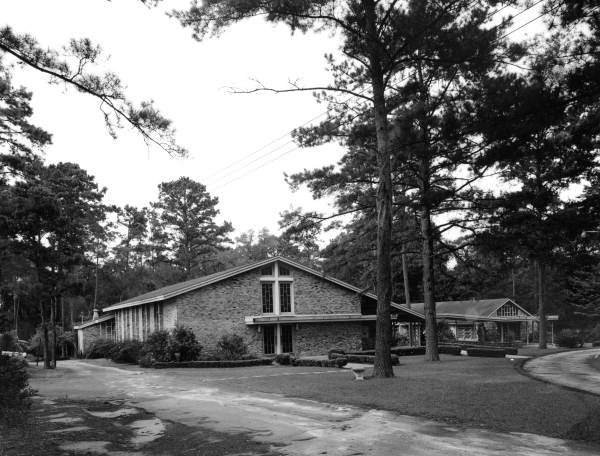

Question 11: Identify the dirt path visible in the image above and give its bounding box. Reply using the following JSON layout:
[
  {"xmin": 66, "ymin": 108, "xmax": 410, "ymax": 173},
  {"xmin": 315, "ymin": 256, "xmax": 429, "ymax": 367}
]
[
  {"xmin": 525, "ymin": 349, "xmax": 600, "ymax": 396},
  {"xmin": 29, "ymin": 360, "xmax": 600, "ymax": 456}
]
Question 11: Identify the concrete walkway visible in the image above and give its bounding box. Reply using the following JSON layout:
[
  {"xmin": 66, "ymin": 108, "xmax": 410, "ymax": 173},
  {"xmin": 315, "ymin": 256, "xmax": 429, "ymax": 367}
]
[{"xmin": 524, "ymin": 349, "xmax": 600, "ymax": 395}]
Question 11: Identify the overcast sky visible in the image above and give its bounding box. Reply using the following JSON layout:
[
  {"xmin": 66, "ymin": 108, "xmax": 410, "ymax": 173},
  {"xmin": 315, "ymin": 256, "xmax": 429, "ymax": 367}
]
[{"xmin": 2, "ymin": 0, "xmax": 547, "ymax": 244}]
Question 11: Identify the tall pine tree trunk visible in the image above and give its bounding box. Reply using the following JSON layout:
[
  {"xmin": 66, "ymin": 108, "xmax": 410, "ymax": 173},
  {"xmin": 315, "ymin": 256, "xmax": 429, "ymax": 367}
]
[
  {"xmin": 401, "ymin": 245, "xmax": 413, "ymax": 346},
  {"xmin": 40, "ymin": 300, "xmax": 51, "ymax": 369},
  {"xmin": 50, "ymin": 297, "xmax": 56, "ymax": 368},
  {"xmin": 365, "ymin": 0, "xmax": 394, "ymax": 377},
  {"xmin": 420, "ymin": 206, "xmax": 440, "ymax": 361},
  {"xmin": 536, "ymin": 259, "xmax": 547, "ymax": 349}
]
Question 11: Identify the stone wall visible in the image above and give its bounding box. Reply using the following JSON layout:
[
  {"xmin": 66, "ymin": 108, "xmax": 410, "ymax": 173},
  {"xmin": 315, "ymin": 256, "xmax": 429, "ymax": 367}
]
[
  {"xmin": 78, "ymin": 319, "xmax": 114, "ymax": 354},
  {"xmin": 292, "ymin": 267, "xmax": 361, "ymax": 314},
  {"xmin": 175, "ymin": 262, "xmax": 363, "ymax": 356},
  {"xmin": 294, "ymin": 322, "xmax": 363, "ymax": 356},
  {"xmin": 175, "ymin": 268, "xmax": 264, "ymax": 355},
  {"xmin": 79, "ymin": 325, "xmax": 101, "ymax": 354}
]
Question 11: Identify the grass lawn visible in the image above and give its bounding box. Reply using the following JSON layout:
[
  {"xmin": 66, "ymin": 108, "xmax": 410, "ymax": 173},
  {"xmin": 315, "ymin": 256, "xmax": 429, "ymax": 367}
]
[
  {"xmin": 590, "ymin": 355, "xmax": 600, "ymax": 372},
  {"xmin": 210, "ymin": 354, "xmax": 600, "ymax": 442}
]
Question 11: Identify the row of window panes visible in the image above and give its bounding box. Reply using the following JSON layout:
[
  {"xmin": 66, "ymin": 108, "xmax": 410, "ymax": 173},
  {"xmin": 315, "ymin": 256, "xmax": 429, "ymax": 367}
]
[
  {"xmin": 119, "ymin": 303, "xmax": 163, "ymax": 340},
  {"xmin": 261, "ymin": 282, "xmax": 292, "ymax": 313}
]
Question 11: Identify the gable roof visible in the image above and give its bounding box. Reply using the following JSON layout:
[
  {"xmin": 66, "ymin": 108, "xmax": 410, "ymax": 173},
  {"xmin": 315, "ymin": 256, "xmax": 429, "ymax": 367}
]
[
  {"xmin": 392, "ymin": 298, "xmax": 532, "ymax": 319},
  {"xmin": 102, "ymin": 256, "xmax": 423, "ymax": 319}
]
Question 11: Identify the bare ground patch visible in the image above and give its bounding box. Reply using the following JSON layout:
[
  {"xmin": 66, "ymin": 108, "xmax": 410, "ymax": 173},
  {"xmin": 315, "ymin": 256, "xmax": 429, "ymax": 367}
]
[{"xmin": 0, "ymin": 397, "xmax": 282, "ymax": 456}]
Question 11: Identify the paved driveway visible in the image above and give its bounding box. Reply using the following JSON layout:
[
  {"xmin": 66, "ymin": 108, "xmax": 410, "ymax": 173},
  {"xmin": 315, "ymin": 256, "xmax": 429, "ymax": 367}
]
[
  {"xmin": 525, "ymin": 349, "xmax": 600, "ymax": 395},
  {"xmin": 30, "ymin": 360, "xmax": 600, "ymax": 456}
]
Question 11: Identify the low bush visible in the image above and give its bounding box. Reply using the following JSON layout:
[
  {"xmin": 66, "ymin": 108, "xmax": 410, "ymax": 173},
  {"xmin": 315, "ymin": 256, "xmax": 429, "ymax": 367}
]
[
  {"xmin": 291, "ymin": 357, "xmax": 348, "ymax": 368},
  {"xmin": 85, "ymin": 339, "xmax": 117, "ymax": 359},
  {"xmin": 153, "ymin": 358, "xmax": 273, "ymax": 368},
  {"xmin": 585, "ymin": 323, "xmax": 600, "ymax": 343},
  {"xmin": 216, "ymin": 333, "xmax": 248, "ymax": 360},
  {"xmin": 327, "ymin": 348, "xmax": 346, "ymax": 360},
  {"xmin": 170, "ymin": 326, "xmax": 203, "ymax": 362},
  {"xmin": 110, "ymin": 341, "xmax": 143, "ymax": 364},
  {"xmin": 439, "ymin": 345, "xmax": 462, "ymax": 356},
  {"xmin": 143, "ymin": 330, "xmax": 171, "ymax": 362},
  {"xmin": 331, "ymin": 352, "xmax": 399, "ymax": 365},
  {"xmin": 466, "ymin": 348, "xmax": 510, "ymax": 358},
  {"xmin": 138, "ymin": 353, "xmax": 154, "ymax": 368},
  {"xmin": 274, "ymin": 353, "xmax": 293, "ymax": 365},
  {"xmin": 555, "ymin": 329, "xmax": 584, "ymax": 348},
  {"xmin": 343, "ymin": 347, "xmax": 425, "ymax": 357},
  {"xmin": 0, "ymin": 355, "xmax": 34, "ymax": 420},
  {"xmin": 392, "ymin": 346, "xmax": 426, "ymax": 356},
  {"xmin": 592, "ymin": 341, "xmax": 600, "ymax": 347}
]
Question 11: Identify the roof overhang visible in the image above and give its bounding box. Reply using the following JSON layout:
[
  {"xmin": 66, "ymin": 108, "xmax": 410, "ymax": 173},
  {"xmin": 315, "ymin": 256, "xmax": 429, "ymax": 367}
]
[
  {"xmin": 74, "ymin": 314, "xmax": 115, "ymax": 330},
  {"xmin": 244, "ymin": 313, "xmax": 377, "ymax": 325}
]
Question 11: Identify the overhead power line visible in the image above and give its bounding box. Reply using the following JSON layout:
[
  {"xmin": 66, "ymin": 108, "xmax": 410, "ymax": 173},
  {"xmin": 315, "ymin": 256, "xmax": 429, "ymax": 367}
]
[{"xmin": 209, "ymin": 0, "xmax": 551, "ymax": 192}]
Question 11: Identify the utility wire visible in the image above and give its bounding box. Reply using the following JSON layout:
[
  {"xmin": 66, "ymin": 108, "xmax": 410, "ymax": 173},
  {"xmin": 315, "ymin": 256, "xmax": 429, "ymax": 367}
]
[
  {"xmin": 204, "ymin": 0, "xmax": 498, "ymax": 186},
  {"xmin": 210, "ymin": 1, "xmax": 551, "ymax": 193}
]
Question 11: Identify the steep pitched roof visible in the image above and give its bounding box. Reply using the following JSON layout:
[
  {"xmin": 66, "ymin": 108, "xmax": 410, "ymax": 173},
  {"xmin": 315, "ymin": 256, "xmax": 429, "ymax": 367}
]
[
  {"xmin": 392, "ymin": 298, "xmax": 532, "ymax": 319},
  {"xmin": 102, "ymin": 256, "xmax": 423, "ymax": 319}
]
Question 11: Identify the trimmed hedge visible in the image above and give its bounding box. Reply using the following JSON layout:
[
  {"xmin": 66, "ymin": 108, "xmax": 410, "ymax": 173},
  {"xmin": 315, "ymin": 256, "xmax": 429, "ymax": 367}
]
[
  {"xmin": 556, "ymin": 329, "xmax": 584, "ymax": 348},
  {"xmin": 392, "ymin": 346, "xmax": 425, "ymax": 356},
  {"xmin": 331, "ymin": 352, "xmax": 399, "ymax": 365},
  {"xmin": 291, "ymin": 357, "xmax": 348, "ymax": 368},
  {"xmin": 466, "ymin": 348, "xmax": 512, "ymax": 358},
  {"xmin": 342, "ymin": 347, "xmax": 426, "ymax": 357},
  {"xmin": 438, "ymin": 345, "xmax": 462, "ymax": 356},
  {"xmin": 153, "ymin": 358, "xmax": 273, "ymax": 368}
]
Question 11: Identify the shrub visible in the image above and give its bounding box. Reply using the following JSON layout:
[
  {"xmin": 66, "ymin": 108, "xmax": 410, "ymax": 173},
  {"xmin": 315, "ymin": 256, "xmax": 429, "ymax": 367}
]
[
  {"xmin": 291, "ymin": 357, "xmax": 348, "ymax": 368},
  {"xmin": 0, "ymin": 355, "xmax": 34, "ymax": 420},
  {"xmin": 153, "ymin": 358, "xmax": 273, "ymax": 368},
  {"xmin": 466, "ymin": 348, "xmax": 510, "ymax": 358},
  {"xmin": 437, "ymin": 320, "xmax": 456, "ymax": 342},
  {"xmin": 585, "ymin": 323, "xmax": 600, "ymax": 343},
  {"xmin": 327, "ymin": 348, "xmax": 346, "ymax": 360},
  {"xmin": 144, "ymin": 330, "xmax": 171, "ymax": 362},
  {"xmin": 216, "ymin": 333, "xmax": 247, "ymax": 360},
  {"xmin": 110, "ymin": 341, "xmax": 143, "ymax": 364},
  {"xmin": 592, "ymin": 340, "xmax": 600, "ymax": 347},
  {"xmin": 275, "ymin": 353, "xmax": 293, "ymax": 365},
  {"xmin": 138, "ymin": 353, "xmax": 154, "ymax": 368},
  {"xmin": 331, "ymin": 353, "xmax": 399, "ymax": 365},
  {"xmin": 85, "ymin": 339, "xmax": 117, "ymax": 359},
  {"xmin": 169, "ymin": 326, "xmax": 203, "ymax": 362},
  {"xmin": 439, "ymin": 345, "xmax": 462, "ymax": 356},
  {"xmin": 391, "ymin": 346, "xmax": 426, "ymax": 356},
  {"xmin": 555, "ymin": 329, "xmax": 584, "ymax": 348}
]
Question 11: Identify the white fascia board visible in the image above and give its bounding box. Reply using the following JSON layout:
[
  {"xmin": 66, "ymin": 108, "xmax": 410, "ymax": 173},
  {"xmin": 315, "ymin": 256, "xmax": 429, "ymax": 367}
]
[
  {"xmin": 74, "ymin": 314, "xmax": 115, "ymax": 330},
  {"xmin": 245, "ymin": 313, "xmax": 376, "ymax": 325}
]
